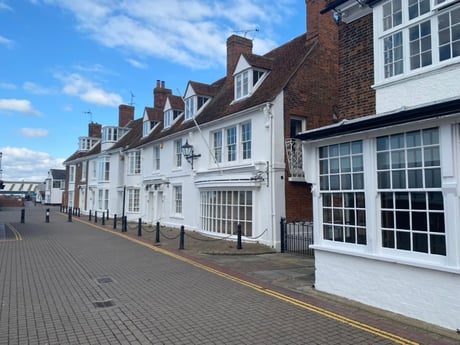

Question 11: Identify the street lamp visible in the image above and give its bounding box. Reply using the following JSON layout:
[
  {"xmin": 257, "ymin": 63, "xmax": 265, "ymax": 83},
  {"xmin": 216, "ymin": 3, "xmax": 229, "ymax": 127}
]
[{"xmin": 181, "ymin": 140, "xmax": 201, "ymax": 169}]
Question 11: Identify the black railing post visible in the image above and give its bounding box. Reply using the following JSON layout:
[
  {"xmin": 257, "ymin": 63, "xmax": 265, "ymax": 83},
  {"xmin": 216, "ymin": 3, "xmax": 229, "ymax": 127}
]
[
  {"xmin": 102, "ymin": 212, "xmax": 105, "ymax": 226},
  {"xmin": 155, "ymin": 222, "xmax": 160, "ymax": 243},
  {"xmin": 237, "ymin": 224, "xmax": 242, "ymax": 250},
  {"xmin": 137, "ymin": 218, "xmax": 142, "ymax": 237},
  {"xmin": 77, "ymin": 208, "xmax": 81, "ymax": 217},
  {"xmin": 280, "ymin": 217, "xmax": 286, "ymax": 253},
  {"xmin": 20, "ymin": 209, "xmax": 25, "ymax": 223},
  {"xmin": 89, "ymin": 210, "xmax": 92, "ymax": 221},
  {"xmin": 45, "ymin": 208, "xmax": 50, "ymax": 223},
  {"xmin": 68, "ymin": 207, "xmax": 72, "ymax": 222},
  {"xmin": 106, "ymin": 209, "xmax": 109, "ymax": 220},
  {"xmin": 94, "ymin": 211, "xmax": 98, "ymax": 223},
  {"xmin": 179, "ymin": 225, "xmax": 185, "ymax": 250},
  {"xmin": 113, "ymin": 214, "xmax": 117, "ymax": 229}
]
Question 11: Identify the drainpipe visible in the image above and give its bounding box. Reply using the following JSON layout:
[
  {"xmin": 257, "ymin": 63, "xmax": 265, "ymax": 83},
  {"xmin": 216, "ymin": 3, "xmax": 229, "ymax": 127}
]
[{"xmin": 264, "ymin": 102, "xmax": 276, "ymax": 249}]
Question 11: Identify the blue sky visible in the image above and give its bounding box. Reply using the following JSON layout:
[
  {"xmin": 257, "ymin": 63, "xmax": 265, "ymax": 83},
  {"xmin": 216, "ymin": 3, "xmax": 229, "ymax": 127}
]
[{"xmin": 0, "ymin": 0, "xmax": 307, "ymax": 181}]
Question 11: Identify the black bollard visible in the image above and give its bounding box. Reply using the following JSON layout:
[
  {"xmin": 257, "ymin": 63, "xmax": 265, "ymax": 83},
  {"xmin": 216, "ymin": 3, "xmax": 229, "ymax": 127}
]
[
  {"xmin": 280, "ymin": 217, "xmax": 286, "ymax": 253},
  {"xmin": 21, "ymin": 209, "xmax": 25, "ymax": 223},
  {"xmin": 179, "ymin": 225, "xmax": 185, "ymax": 250},
  {"xmin": 106, "ymin": 209, "xmax": 109, "ymax": 220},
  {"xmin": 237, "ymin": 224, "xmax": 242, "ymax": 250},
  {"xmin": 95, "ymin": 211, "xmax": 98, "ymax": 223},
  {"xmin": 155, "ymin": 222, "xmax": 160, "ymax": 243},
  {"xmin": 77, "ymin": 208, "xmax": 81, "ymax": 217},
  {"xmin": 122, "ymin": 216, "xmax": 127, "ymax": 232},
  {"xmin": 137, "ymin": 218, "xmax": 142, "ymax": 237},
  {"xmin": 68, "ymin": 207, "xmax": 72, "ymax": 222},
  {"xmin": 45, "ymin": 208, "xmax": 50, "ymax": 223},
  {"xmin": 102, "ymin": 212, "xmax": 105, "ymax": 226},
  {"xmin": 113, "ymin": 214, "xmax": 117, "ymax": 229},
  {"xmin": 89, "ymin": 210, "xmax": 92, "ymax": 221}
]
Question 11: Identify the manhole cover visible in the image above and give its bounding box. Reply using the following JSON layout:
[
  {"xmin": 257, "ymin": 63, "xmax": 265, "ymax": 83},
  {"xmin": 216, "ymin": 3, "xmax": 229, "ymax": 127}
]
[
  {"xmin": 92, "ymin": 299, "xmax": 115, "ymax": 308},
  {"xmin": 96, "ymin": 277, "xmax": 113, "ymax": 284}
]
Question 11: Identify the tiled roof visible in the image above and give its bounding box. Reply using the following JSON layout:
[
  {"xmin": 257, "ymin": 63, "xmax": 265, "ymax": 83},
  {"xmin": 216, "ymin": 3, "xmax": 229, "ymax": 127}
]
[
  {"xmin": 145, "ymin": 107, "xmax": 162, "ymax": 122},
  {"xmin": 168, "ymin": 95, "xmax": 184, "ymax": 111},
  {"xmin": 50, "ymin": 169, "xmax": 66, "ymax": 180},
  {"xmin": 110, "ymin": 118, "xmax": 143, "ymax": 151},
  {"xmin": 189, "ymin": 81, "xmax": 220, "ymax": 97}
]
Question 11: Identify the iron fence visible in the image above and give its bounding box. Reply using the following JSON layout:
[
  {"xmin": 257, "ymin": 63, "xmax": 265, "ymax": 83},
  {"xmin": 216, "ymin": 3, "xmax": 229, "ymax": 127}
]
[{"xmin": 280, "ymin": 218, "xmax": 314, "ymax": 256}]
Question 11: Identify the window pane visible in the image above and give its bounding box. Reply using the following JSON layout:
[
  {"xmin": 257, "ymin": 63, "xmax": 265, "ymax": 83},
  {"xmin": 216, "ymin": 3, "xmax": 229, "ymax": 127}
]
[
  {"xmin": 428, "ymin": 192, "xmax": 443, "ymax": 210},
  {"xmin": 408, "ymin": 169, "xmax": 423, "ymax": 188},
  {"xmin": 429, "ymin": 213, "xmax": 445, "ymax": 232},
  {"xmin": 381, "ymin": 192, "xmax": 394, "ymax": 208},
  {"xmin": 378, "ymin": 171, "xmax": 391, "ymax": 188},
  {"xmin": 382, "ymin": 210, "xmax": 394, "ymax": 228},
  {"xmin": 377, "ymin": 152, "xmax": 390, "ymax": 169},
  {"xmin": 395, "ymin": 192, "xmax": 409, "ymax": 208},
  {"xmin": 396, "ymin": 231, "xmax": 411, "ymax": 250},
  {"xmin": 425, "ymin": 168, "xmax": 441, "ymax": 188},
  {"xmin": 413, "ymin": 233, "xmax": 428, "ymax": 253},
  {"xmin": 411, "ymin": 192, "xmax": 426, "ymax": 209},
  {"xmin": 412, "ymin": 212, "xmax": 427, "ymax": 230},
  {"xmin": 430, "ymin": 235, "xmax": 446, "ymax": 255},
  {"xmin": 382, "ymin": 230, "xmax": 395, "ymax": 248},
  {"xmin": 407, "ymin": 148, "xmax": 422, "ymax": 167},
  {"xmin": 392, "ymin": 170, "xmax": 406, "ymax": 188},
  {"xmin": 324, "ymin": 225, "xmax": 333, "ymax": 240}
]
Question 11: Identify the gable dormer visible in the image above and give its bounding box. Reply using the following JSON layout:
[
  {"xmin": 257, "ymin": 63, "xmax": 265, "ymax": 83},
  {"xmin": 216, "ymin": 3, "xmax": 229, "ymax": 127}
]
[
  {"xmin": 142, "ymin": 108, "xmax": 159, "ymax": 137},
  {"xmin": 233, "ymin": 55, "xmax": 268, "ymax": 101},
  {"xmin": 184, "ymin": 82, "xmax": 212, "ymax": 121},
  {"xmin": 163, "ymin": 96, "xmax": 183, "ymax": 129}
]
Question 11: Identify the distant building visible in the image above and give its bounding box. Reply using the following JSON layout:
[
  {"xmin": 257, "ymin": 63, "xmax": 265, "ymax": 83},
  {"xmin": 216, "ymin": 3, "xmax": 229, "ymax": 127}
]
[{"xmin": 44, "ymin": 169, "xmax": 66, "ymax": 205}]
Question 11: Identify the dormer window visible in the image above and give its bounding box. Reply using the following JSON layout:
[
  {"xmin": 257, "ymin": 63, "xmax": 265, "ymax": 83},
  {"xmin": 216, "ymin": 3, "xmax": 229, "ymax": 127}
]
[
  {"xmin": 102, "ymin": 126, "xmax": 129, "ymax": 143},
  {"xmin": 143, "ymin": 120, "xmax": 157, "ymax": 137},
  {"xmin": 185, "ymin": 95, "xmax": 210, "ymax": 120},
  {"xmin": 234, "ymin": 68, "xmax": 266, "ymax": 100},
  {"xmin": 164, "ymin": 109, "xmax": 181, "ymax": 129},
  {"xmin": 79, "ymin": 137, "xmax": 99, "ymax": 151},
  {"xmin": 185, "ymin": 97, "xmax": 195, "ymax": 120}
]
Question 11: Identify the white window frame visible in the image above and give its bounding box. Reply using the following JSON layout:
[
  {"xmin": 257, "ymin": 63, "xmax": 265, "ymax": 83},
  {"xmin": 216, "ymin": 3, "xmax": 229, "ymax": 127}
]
[
  {"xmin": 174, "ymin": 139, "xmax": 182, "ymax": 168},
  {"xmin": 241, "ymin": 122, "xmax": 252, "ymax": 160},
  {"xmin": 98, "ymin": 157, "xmax": 110, "ymax": 182},
  {"xmin": 185, "ymin": 96, "xmax": 195, "ymax": 120},
  {"xmin": 374, "ymin": 0, "xmax": 460, "ymax": 83},
  {"xmin": 128, "ymin": 150, "xmax": 141, "ymax": 175},
  {"xmin": 127, "ymin": 188, "xmax": 140, "ymax": 213},
  {"xmin": 212, "ymin": 130, "xmax": 223, "ymax": 163},
  {"xmin": 97, "ymin": 189, "xmax": 109, "ymax": 210},
  {"xmin": 154, "ymin": 144, "xmax": 161, "ymax": 171},
  {"xmin": 81, "ymin": 161, "xmax": 87, "ymax": 181},
  {"xmin": 173, "ymin": 185, "xmax": 183, "ymax": 216},
  {"xmin": 69, "ymin": 165, "xmax": 75, "ymax": 183},
  {"xmin": 200, "ymin": 190, "xmax": 253, "ymax": 236},
  {"xmin": 164, "ymin": 109, "xmax": 172, "ymax": 129}
]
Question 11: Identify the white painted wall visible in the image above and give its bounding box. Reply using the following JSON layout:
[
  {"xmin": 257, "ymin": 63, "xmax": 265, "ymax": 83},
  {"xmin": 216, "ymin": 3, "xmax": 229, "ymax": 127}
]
[
  {"xmin": 375, "ymin": 64, "xmax": 460, "ymax": 114},
  {"xmin": 315, "ymin": 250, "xmax": 460, "ymax": 330}
]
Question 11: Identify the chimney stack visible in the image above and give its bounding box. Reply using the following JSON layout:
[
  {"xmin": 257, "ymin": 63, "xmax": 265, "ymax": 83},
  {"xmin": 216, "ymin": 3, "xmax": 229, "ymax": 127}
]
[
  {"xmin": 226, "ymin": 35, "xmax": 253, "ymax": 80},
  {"xmin": 88, "ymin": 122, "xmax": 102, "ymax": 138},
  {"xmin": 118, "ymin": 104, "xmax": 135, "ymax": 127},
  {"xmin": 306, "ymin": 0, "xmax": 337, "ymax": 41},
  {"xmin": 153, "ymin": 80, "xmax": 172, "ymax": 109}
]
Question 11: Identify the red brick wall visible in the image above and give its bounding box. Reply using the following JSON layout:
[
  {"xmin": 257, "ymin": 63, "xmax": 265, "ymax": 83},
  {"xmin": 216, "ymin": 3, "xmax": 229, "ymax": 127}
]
[
  {"xmin": 88, "ymin": 122, "xmax": 102, "ymax": 138},
  {"xmin": 118, "ymin": 104, "xmax": 135, "ymax": 127},
  {"xmin": 226, "ymin": 35, "xmax": 253, "ymax": 80},
  {"xmin": 337, "ymin": 15, "xmax": 375, "ymax": 120},
  {"xmin": 153, "ymin": 80, "xmax": 172, "ymax": 109},
  {"xmin": 283, "ymin": 0, "xmax": 339, "ymax": 222}
]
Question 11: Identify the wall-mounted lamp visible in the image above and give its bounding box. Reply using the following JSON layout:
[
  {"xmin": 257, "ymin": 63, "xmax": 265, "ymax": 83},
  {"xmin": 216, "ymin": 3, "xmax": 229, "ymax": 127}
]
[
  {"xmin": 252, "ymin": 161, "xmax": 269, "ymax": 187},
  {"xmin": 181, "ymin": 140, "xmax": 201, "ymax": 169}
]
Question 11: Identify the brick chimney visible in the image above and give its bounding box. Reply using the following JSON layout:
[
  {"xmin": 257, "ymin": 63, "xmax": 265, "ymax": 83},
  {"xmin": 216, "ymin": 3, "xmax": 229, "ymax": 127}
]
[
  {"xmin": 153, "ymin": 80, "xmax": 172, "ymax": 109},
  {"xmin": 306, "ymin": 0, "xmax": 337, "ymax": 41},
  {"xmin": 88, "ymin": 122, "xmax": 102, "ymax": 138},
  {"xmin": 118, "ymin": 104, "xmax": 135, "ymax": 127},
  {"xmin": 226, "ymin": 35, "xmax": 253, "ymax": 80}
]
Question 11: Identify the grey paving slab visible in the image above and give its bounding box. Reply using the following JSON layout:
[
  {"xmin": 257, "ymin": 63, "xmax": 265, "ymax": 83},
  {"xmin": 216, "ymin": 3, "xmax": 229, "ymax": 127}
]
[{"xmin": 0, "ymin": 205, "xmax": 457, "ymax": 345}]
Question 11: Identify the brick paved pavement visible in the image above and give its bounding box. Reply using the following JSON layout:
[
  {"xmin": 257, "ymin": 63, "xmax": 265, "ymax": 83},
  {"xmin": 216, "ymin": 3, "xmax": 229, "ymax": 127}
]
[{"xmin": 0, "ymin": 204, "xmax": 458, "ymax": 345}]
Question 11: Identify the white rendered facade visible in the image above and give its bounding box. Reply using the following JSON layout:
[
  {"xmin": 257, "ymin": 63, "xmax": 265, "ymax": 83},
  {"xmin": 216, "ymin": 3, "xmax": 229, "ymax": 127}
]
[{"xmin": 302, "ymin": 0, "xmax": 460, "ymax": 330}]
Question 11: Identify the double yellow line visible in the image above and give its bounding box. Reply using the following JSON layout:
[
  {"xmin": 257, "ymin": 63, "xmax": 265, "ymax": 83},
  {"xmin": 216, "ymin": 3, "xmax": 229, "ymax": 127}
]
[
  {"xmin": 76, "ymin": 216, "xmax": 418, "ymax": 345},
  {"xmin": 0, "ymin": 223, "xmax": 22, "ymax": 241}
]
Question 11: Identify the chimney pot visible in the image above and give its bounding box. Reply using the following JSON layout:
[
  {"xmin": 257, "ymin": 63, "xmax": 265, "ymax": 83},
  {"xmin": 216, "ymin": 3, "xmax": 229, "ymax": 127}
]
[{"xmin": 156, "ymin": 80, "xmax": 161, "ymax": 88}]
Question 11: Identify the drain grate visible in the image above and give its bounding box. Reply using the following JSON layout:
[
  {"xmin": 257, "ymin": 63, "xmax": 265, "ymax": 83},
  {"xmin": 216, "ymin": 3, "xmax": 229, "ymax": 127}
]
[
  {"xmin": 96, "ymin": 277, "xmax": 113, "ymax": 284},
  {"xmin": 92, "ymin": 299, "xmax": 115, "ymax": 308}
]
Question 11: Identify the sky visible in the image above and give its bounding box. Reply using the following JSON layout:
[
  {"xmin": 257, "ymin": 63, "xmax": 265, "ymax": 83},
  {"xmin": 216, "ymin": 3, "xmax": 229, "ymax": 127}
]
[{"xmin": 0, "ymin": 0, "xmax": 307, "ymax": 182}]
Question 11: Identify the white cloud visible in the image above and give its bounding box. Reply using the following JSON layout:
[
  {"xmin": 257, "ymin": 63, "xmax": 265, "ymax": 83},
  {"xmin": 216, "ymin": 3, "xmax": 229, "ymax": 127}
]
[
  {"xmin": 23, "ymin": 81, "xmax": 55, "ymax": 95},
  {"xmin": 32, "ymin": 0, "xmax": 298, "ymax": 69},
  {"xmin": 0, "ymin": 99, "xmax": 41, "ymax": 116},
  {"xmin": 18, "ymin": 128, "xmax": 49, "ymax": 138},
  {"xmin": 0, "ymin": 2, "xmax": 12, "ymax": 11},
  {"xmin": 0, "ymin": 146, "xmax": 64, "ymax": 181},
  {"xmin": 0, "ymin": 35, "xmax": 13, "ymax": 47},
  {"xmin": 55, "ymin": 72, "xmax": 122, "ymax": 107},
  {"xmin": 126, "ymin": 58, "xmax": 147, "ymax": 69},
  {"xmin": 0, "ymin": 82, "xmax": 16, "ymax": 90}
]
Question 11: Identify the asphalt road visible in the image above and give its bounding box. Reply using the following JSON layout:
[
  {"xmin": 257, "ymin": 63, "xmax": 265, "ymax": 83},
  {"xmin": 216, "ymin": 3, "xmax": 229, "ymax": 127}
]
[{"xmin": 0, "ymin": 205, "xmax": 457, "ymax": 345}]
